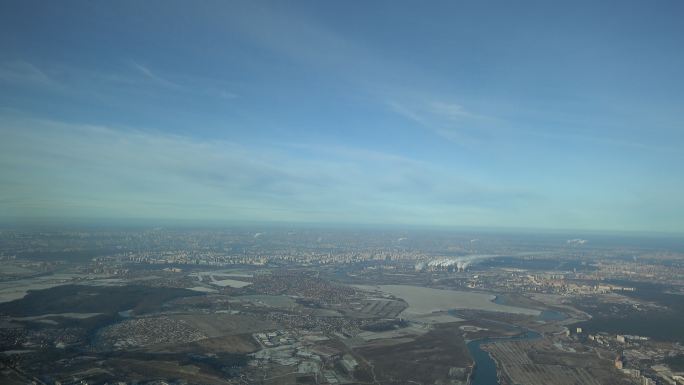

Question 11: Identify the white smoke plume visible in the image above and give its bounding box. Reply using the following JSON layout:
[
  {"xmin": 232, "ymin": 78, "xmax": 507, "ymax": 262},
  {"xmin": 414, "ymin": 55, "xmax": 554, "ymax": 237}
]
[{"xmin": 416, "ymin": 255, "xmax": 495, "ymax": 272}]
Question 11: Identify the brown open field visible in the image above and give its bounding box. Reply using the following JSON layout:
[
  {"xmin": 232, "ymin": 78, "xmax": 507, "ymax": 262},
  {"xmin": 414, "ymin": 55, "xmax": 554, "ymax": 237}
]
[
  {"xmin": 0, "ymin": 366, "xmax": 31, "ymax": 385},
  {"xmin": 171, "ymin": 313, "xmax": 275, "ymax": 337},
  {"xmin": 355, "ymin": 323, "xmax": 471, "ymax": 385},
  {"xmin": 107, "ymin": 358, "xmax": 227, "ymax": 385},
  {"xmin": 357, "ymin": 299, "xmax": 407, "ymax": 318},
  {"xmin": 486, "ymin": 339, "xmax": 636, "ymax": 385},
  {"xmin": 150, "ymin": 333, "xmax": 259, "ymax": 354}
]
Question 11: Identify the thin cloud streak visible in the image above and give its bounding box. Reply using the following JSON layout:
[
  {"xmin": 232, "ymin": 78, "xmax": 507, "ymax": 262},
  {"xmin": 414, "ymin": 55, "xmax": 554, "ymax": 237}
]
[
  {"xmin": 129, "ymin": 61, "xmax": 183, "ymax": 89},
  {"xmin": 0, "ymin": 61, "xmax": 54, "ymax": 86},
  {"xmin": 0, "ymin": 117, "xmax": 543, "ymax": 226},
  {"xmin": 0, "ymin": 60, "xmax": 239, "ymax": 103}
]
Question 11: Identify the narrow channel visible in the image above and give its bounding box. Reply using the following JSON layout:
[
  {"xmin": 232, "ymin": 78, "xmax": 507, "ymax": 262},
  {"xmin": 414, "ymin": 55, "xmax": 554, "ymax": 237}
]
[
  {"xmin": 465, "ymin": 295, "xmax": 564, "ymax": 385},
  {"xmin": 466, "ymin": 331, "xmax": 541, "ymax": 385}
]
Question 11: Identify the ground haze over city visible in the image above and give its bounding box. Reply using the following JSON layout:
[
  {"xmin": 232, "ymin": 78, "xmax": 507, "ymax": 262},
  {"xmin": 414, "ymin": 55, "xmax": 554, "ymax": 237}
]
[{"xmin": 1, "ymin": 227, "xmax": 683, "ymax": 385}]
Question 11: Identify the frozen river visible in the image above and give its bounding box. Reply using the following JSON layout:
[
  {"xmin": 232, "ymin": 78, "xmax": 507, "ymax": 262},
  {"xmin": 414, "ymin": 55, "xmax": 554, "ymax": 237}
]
[{"xmin": 355, "ymin": 285, "xmax": 540, "ymax": 318}]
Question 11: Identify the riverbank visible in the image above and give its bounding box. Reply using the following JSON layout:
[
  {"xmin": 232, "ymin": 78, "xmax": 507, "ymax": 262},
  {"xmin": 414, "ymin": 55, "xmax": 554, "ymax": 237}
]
[{"xmin": 467, "ymin": 331, "xmax": 541, "ymax": 385}]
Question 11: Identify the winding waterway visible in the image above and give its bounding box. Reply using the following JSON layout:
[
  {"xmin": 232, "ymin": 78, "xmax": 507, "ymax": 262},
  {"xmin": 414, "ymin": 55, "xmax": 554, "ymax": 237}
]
[
  {"xmin": 493, "ymin": 295, "xmax": 567, "ymax": 321},
  {"xmin": 466, "ymin": 331, "xmax": 541, "ymax": 385},
  {"xmin": 464, "ymin": 295, "xmax": 564, "ymax": 385}
]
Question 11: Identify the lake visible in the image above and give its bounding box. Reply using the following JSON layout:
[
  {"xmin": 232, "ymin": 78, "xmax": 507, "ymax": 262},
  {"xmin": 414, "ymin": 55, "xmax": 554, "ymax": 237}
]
[{"xmin": 355, "ymin": 285, "xmax": 540, "ymax": 318}]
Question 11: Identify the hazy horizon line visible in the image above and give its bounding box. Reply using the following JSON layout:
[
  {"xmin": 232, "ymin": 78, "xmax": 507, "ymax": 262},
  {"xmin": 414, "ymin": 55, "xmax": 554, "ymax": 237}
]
[{"xmin": 2, "ymin": 216, "xmax": 682, "ymax": 238}]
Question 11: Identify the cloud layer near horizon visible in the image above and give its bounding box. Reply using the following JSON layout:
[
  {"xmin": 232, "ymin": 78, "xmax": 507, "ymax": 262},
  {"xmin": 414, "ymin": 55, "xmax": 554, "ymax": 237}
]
[
  {"xmin": 2, "ymin": 116, "xmax": 682, "ymax": 232},
  {"xmin": 0, "ymin": 118, "xmax": 543, "ymax": 226}
]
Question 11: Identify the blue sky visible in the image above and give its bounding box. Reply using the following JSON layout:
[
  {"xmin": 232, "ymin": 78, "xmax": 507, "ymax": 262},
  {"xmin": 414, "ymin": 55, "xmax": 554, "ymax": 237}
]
[{"xmin": 1, "ymin": 1, "xmax": 683, "ymax": 232}]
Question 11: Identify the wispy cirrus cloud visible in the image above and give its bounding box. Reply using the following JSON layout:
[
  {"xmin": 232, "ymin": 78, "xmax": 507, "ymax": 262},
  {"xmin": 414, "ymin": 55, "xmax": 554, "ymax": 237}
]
[
  {"xmin": 429, "ymin": 101, "xmax": 475, "ymax": 120},
  {"xmin": 0, "ymin": 60, "xmax": 238, "ymax": 102},
  {"xmin": 387, "ymin": 98, "xmax": 502, "ymax": 146},
  {"xmin": 0, "ymin": 117, "xmax": 541, "ymax": 225},
  {"xmin": 128, "ymin": 61, "xmax": 183, "ymax": 89},
  {"xmin": 0, "ymin": 61, "xmax": 60, "ymax": 89},
  {"xmin": 221, "ymin": 3, "xmax": 504, "ymax": 144},
  {"xmin": 0, "ymin": 61, "xmax": 52, "ymax": 85},
  {"xmin": 220, "ymin": 4, "xmax": 675, "ymax": 155}
]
